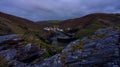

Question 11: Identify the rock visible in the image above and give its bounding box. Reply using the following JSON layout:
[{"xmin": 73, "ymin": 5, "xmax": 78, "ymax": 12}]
[
  {"xmin": 0, "ymin": 46, "xmax": 4, "ymax": 50},
  {"xmin": 62, "ymin": 40, "xmax": 80, "ymax": 53},
  {"xmin": 0, "ymin": 28, "xmax": 120, "ymax": 67},
  {"xmin": 61, "ymin": 28, "xmax": 120, "ymax": 67},
  {"xmin": 0, "ymin": 49, "xmax": 17, "ymax": 61},
  {"xmin": 8, "ymin": 60, "xmax": 31, "ymax": 67},
  {"xmin": 0, "ymin": 34, "xmax": 18, "ymax": 43},
  {"xmin": 34, "ymin": 54, "xmax": 62, "ymax": 67},
  {"xmin": 23, "ymin": 43, "xmax": 32, "ymax": 52}
]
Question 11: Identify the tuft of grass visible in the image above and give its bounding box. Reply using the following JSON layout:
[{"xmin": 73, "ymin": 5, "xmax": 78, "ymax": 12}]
[
  {"xmin": 91, "ymin": 34, "xmax": 107, "ymax": 40},
  {"xmin": 71, "ymin": 44, "xmax": 84, "ymax": 52},
  {"xmin": 0, "ymin": 56, "xmax": 9, "ymax": 67},
  {"xmin": 21, "ymin": 39, "xmax": 63, "ymax": 59}
]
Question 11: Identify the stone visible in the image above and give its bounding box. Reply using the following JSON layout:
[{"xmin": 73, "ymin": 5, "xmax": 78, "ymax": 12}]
[{"xmin": 0, "ymin": 49, "xmax": 17, "ymax": 61}]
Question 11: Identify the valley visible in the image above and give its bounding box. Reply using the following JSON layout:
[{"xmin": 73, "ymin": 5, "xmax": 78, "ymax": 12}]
[{"xmin": 0, "ymin": 12, "xmax": 120, "ymax": 67}]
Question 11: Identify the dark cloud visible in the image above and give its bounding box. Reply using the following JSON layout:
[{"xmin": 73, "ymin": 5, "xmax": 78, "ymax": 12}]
[{"xmin": 0, "ymin": 0, "xmax": 120, "ymax": 21}]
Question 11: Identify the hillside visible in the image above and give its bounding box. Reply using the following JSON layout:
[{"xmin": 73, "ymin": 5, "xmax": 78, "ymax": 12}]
[
  {"xmin": 60, "ymin": 13, "xmax": 120, "ymax": 38},
  {"xmin": 60, "ymin": 13, "xmax": 120, "ymax": 28},
  {"xmin": 1, "ymin": 12, "xmax": 120, "ymax": 41},
  {"xmin": 36, "ymin": 20, "xmax": 63, "ymax": 28},
  {"xmin": 0, "ymin": 12, "xmax": 52, "ymax": 43},
  {"xmin": 0, "ymin": 12, "xmax": 42, "ymax": 34}
]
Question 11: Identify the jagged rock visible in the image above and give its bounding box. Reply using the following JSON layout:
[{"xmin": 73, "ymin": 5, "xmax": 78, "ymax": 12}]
[
  {"xmin": 62, "ymin": 40, "xmax": 80, "ymax": 53},
  {"xmin": 0, "ymin": 28, "xmax": 119, "ymax": 67},
  {"xmin": 94, "ymin": 28, "xmax": 119, "ymax": 36},
  {"xmin": 8, "ymin": 60, "xmax": 31, "ymax": 67},
  {"xmin": 0, "ymin": 46, "xmax": 4, "ymax": 50},
  {"xmin": 0, "ymin": 34, "xmax": 18, "ymax": 43},
  {"xmin": 61, "ymin": 28, "xmax": 120, "ymax": 67},
  {"xmin": 0, "ymin": 49, "xmax": 17, "ymax": 61},
  {"xmin": 34, "ymin": 54, "xmax": 62, "ymax": 67},
  {"xmin": 23, "ymin": 43, "xmax": 32, "ymax": 52}
]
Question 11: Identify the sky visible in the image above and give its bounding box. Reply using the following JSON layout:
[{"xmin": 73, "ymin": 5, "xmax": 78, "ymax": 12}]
[{"xmin": 0, "ymin": 0, "xmax": 120, "ymax": 21}]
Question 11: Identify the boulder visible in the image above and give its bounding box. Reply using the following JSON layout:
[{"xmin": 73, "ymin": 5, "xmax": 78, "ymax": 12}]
[{"xmin": 0, "ymin": 49, "xmax": 17, "ymax": 61}]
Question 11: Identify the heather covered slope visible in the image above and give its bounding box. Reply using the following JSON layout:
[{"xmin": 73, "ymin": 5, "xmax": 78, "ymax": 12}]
[
  {"xmin": 0, "ymin": 12, "xmax": 120, "ymax": 41},
  {"xmin": 60, "ymin": 13, "xmax": 120, "ymax": 28},
  {"xmin": 0, "ymin": 13, "xmax": 40, "ymax": 34},
  {"xmin": 0, "ymin": 12, "xmax": 49, "ymax": 41},
  {"xmin": 60, "ymin": 13, "xmax": 120, "ymax": 38}
]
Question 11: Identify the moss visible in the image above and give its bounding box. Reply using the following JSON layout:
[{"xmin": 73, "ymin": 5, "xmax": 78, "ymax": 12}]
[
  {"xmin": 22, "ymin": 39, "xmax": 62, "ymax": 58},
  {"xmin": 71, "ymin": 44, "xmax": 84, "ymax": 52},
  {"xmin": 88, "ymin": 22, "xmax": 107, "ymax": 29},
  {"xmin": 60, "ymin": 53, "xmax": 67, "ymax": 67},
  {"xmin": 0, "ymin": 56, "xmax": 9, "ymax": 67},
  {"xmin": 37, "ymin": 41, "xmax": 62, "ymax": 56},
  {"xmin": 20, "ymin": 30, "xmax": 49, "ymax": 43},
  {"xmin": 91, "ymin": 34, "xmax": 107, "ymax": 40},
  {"xmin": 0, "ymin": 34, "xmax": 4, "ymax": 36},
  {"xmin": 75, "ymin": 21, "xmax": 108, "ymax": 39},
  {"xmin": 76, "ymin": 29, "xmax": 96, "ymax": 39},
  {"xmin": 67, "ymin": 65, "xmax": 73, "ymax": 67}
]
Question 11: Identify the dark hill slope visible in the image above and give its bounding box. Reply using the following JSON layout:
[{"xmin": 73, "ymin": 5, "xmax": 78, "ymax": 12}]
[
  {"xmin": 60, "ymin": 13, "xmax": 120, "ymax": 38},
  {"xmin": 61, "ymin": 13, "xmax": 120, "ymax": 29},
  {"xmin": 0, "ymin": 12, "xmax": 49, "ymax": 41},
  {"xmin": 0, "ymin": 12, "xmax": 41, "ymax": 33}
]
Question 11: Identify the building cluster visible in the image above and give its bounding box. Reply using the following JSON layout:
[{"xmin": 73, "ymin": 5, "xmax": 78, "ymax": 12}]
[{"xmin": 43, "ymin": 25, "xmax": 63, "ymax": 31}]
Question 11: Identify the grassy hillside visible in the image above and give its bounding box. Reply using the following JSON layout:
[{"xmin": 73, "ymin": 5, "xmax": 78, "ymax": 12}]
[
  {"xmin": 1, "ymin": 12, "xmax": 120, "ymax": 41},
  {"xmin": 0, "ymin": 12, "xmax": 50, "ymax": 42},
  {"xmin": 60, "ymin": 13, "xmax": 120, "ymax": 38},
  {"xmin": 47, "ymin": 20, "xmax": 63, "ymax": 24}
]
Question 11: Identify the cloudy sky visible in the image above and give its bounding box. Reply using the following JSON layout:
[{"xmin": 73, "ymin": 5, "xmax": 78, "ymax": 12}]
[{"xmin": 0, "ymin": 0, "xmax": 120, "ymax": 21}]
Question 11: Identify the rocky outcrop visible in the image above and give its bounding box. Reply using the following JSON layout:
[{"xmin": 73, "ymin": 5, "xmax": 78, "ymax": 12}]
[
  {"xmin": 34, "ymin": 28, "xmax": 120, "ymax": 67},
  {"xmin": 0, "ymin": 34, "xmax": 18, "ymax": 43},
  {"xmin": 33, "ymin": 54, "xmax": 62, "ymax": 67},
  {"xmin": 50, "ymin": 30, "xmax": 76, "ymax": 46},
  {"xmin": 0, "ymin": 49, "xmax": 17, "ymax": 61},
  {"xmin": 64, "ymin": 28, "xmax": 120, "ymax": 67},
  {"xmin": 0, "ymin": 28, "xmax": 120, "ymax": 67}
]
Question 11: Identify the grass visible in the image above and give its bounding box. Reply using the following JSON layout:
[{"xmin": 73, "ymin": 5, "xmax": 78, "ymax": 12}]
[
  {"xmin": 21, "ymin": 38, "xmax": 63, "ymax": 58},
  {"xmin": 0, "ymin": 56, "xmax": 9, "ymax": 67},
  {"xmin": 47, "ymin": 20, "xmax": 63, "ymax": 24},
  {"xmin": 71, "ymin": 44, "xmax": 84, "ymax": 52},
  {"xmin": 91, "ymin": 34, "xmax": 107, "ymax": 40},
  {"xmin": 21, "ymin": 39, "xmax": 63, "ymax": 64},
  {"xmin": 76, "ymin": 29, "xmax": 96, "ymax": 39},
  {"xmin": 75, "ymin": 21, "xmax": 108, "ymax": 39}
]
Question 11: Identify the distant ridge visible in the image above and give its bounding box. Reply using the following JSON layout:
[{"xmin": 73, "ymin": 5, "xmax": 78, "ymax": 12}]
[{"xmin": 60, "ymin": 13, "xmax": 120, "ymax": 28}]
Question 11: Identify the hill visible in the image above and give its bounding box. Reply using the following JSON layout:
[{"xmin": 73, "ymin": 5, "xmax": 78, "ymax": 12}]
[
  {"xmin": 61, "ymin": 13, "xmax": 120, "ymax": 28},
  {"xmin": 0, "ymin": 12, "xmax": 51, "ymax": 43},
  {"xmin": 60, "ymin": 13, "xmax": 120, "ymax": 38},
  {"xmin": 0, "ymin": 12, "xmax": 41, "ymax": 34}
]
